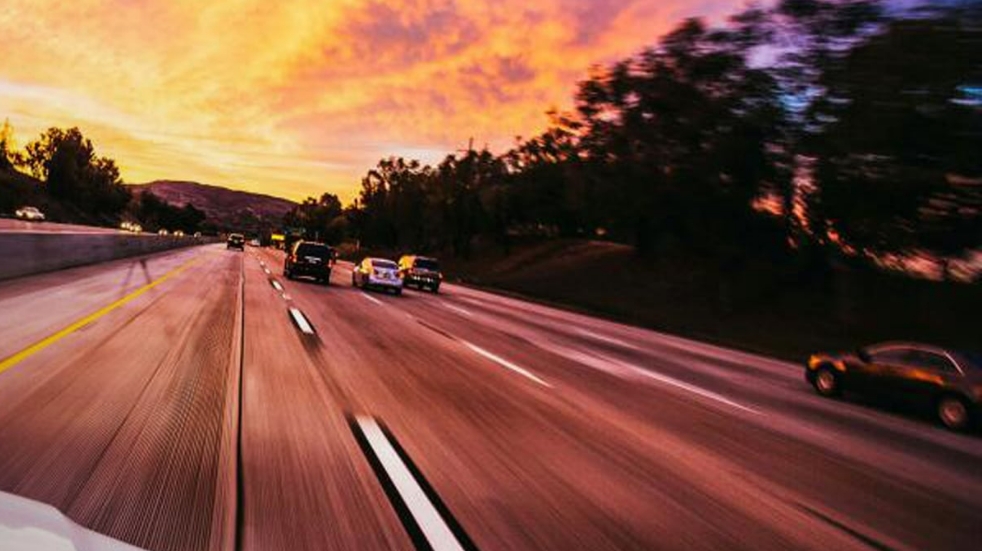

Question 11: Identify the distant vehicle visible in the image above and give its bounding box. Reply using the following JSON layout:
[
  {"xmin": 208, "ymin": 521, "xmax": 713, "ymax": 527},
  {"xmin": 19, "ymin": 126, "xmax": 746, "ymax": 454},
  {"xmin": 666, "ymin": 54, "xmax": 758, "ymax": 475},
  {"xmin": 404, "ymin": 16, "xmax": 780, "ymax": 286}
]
[
  {"xmin": 15, "ymin": 206, "xmax": 45, "ymax": 221},
  {"xmin": 119, "ymin": 221, "xmax": 142, "ymax": 233},
  {"xmin": 806, "ymin": 342, "xmax": 981, "ymax": 431},
  {"xmin": 352, "ymin": 257, "xmax": 403, "ymax": 295},
  {"xmin": 249, "ymin": 238, "xmax": 261, "ymax": 247},
  {"xmin": 227, "ymin": 233, "xmax": 245, "ymax": 250},
  {"xmin": 173, "ymin": 230, "xmax": 185, "ymax": 237},
  {"xmin": 284, "ymin": 241, "xmax": 335, "ymax": 284},
  {"xmin": 158, "ymin": 229, "xmax": 169, "ymax": 236},
  {"xmin": 193, "ymin": 231, "xmax": 202, "ymax": 238},
  {"xmin": 398, "ymin": 255, "xmax": 443, "ymax": 293}
]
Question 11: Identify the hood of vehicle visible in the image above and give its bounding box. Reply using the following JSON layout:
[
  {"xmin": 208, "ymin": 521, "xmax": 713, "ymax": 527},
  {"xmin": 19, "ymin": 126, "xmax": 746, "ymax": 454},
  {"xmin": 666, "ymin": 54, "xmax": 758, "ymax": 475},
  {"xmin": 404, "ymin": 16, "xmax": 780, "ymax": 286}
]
[{"xmin": 0, "ymin": 491, "xmax": 144, "ymax": 551}]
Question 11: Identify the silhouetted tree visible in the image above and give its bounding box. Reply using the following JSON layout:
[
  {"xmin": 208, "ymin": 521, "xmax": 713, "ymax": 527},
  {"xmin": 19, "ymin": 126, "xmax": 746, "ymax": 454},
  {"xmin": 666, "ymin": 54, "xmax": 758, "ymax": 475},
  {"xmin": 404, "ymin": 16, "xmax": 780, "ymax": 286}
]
[
  {"xmin": 132, "ymin": 191, "xmax": 206, "ymax": 233},
  {"xmin": 574, "ymin": 16, "xmax": 789, "ymax": 257},
  {"xmin": 283, "ymin": 192, "xmax": 346, "ymax": 243},
  {"xmin": 22, "ymin": 127, "xmax": 130, "ymax": 219},
  {"xmin": 0, "ymin": 119, "xmax": 16, "ymax": 171},
  {"xmin": 806, "ymin": 3, "xmax": 982, "ymax": 273}
]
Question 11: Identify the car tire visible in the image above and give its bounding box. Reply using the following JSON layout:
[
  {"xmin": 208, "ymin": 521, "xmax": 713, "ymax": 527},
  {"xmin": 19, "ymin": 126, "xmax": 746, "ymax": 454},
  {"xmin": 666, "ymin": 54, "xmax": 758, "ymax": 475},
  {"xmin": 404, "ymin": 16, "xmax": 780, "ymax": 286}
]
[
  {"xmin": 394, "ymin": 288, "xmax": 402, "ymax": 296},
  {"xmin": 431, "ymin": 285, "xmax": 440, "ymax": 294},
  {"xmin": 812, "ymin": 366, "xmax": 841, "ymax": 397},
  {"xmin": 936, "ymin": 394, "xmax": 972, "ymax": 431}
]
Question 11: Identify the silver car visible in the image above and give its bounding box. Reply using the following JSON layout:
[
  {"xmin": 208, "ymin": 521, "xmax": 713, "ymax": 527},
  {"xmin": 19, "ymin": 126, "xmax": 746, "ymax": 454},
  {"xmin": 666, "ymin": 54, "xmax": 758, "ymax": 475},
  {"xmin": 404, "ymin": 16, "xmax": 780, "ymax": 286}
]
[{"xmin": 352, "ymin": 258, "xmax": 403, "ymax": 295}]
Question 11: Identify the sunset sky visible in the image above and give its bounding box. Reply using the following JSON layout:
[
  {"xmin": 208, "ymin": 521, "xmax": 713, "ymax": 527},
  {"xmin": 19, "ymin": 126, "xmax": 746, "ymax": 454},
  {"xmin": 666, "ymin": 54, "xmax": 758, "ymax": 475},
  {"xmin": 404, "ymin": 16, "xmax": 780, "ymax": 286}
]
[{"xmin": 0, "ymin": 0, "xmax": 737, "ymax": 203}]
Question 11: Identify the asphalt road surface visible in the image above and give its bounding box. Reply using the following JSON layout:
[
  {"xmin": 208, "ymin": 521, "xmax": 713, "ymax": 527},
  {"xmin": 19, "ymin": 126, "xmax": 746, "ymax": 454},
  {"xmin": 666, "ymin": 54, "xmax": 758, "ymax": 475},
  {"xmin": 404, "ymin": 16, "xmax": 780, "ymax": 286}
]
[{"xmin": 0, "ymin": 243, "xmax": 979, "ymax": 551}]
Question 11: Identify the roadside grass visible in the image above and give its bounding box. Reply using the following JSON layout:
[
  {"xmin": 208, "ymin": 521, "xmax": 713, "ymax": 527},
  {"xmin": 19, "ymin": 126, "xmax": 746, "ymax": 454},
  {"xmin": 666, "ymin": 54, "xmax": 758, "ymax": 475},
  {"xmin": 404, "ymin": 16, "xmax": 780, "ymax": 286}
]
[{"xmin": 436, "ymin": 239, "xmax": 981, "ymax": 362}]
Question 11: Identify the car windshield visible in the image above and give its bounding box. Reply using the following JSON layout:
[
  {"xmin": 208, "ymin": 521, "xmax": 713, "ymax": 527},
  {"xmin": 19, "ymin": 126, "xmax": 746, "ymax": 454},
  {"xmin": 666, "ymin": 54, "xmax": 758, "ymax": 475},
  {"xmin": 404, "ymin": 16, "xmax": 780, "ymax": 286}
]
[
  {"xmin": 372, "ymin": 259, "xmax": 397, "ymax": 269},
  {"xmin": 296, "ymin": 244, "xmax": 332, "ymax": 259},
  {"xmin": 414, "ymin": 258, "xmax": 440, "ymax": 271}
]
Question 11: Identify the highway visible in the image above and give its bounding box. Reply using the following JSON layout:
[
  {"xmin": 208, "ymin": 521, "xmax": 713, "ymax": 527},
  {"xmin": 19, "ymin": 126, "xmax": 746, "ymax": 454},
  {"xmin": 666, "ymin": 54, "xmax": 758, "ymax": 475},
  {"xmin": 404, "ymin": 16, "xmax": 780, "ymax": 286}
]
[{"xmin": 0, "ymin": 243, "xmax": 979, "ymax": 551}]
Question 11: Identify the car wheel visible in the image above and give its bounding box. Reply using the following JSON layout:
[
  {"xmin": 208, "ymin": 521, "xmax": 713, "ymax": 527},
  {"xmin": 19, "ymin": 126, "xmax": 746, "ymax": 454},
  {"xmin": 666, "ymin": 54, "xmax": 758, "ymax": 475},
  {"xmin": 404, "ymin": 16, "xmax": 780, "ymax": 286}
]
[
  {"xmin": 394, "ymin": 288, "xmax": 402, "ymax": 296},
  {"xmin": 431, "ymin": 285, "xmax": 440, "ymax": 294},
  {"xmin": 937, "ymin": 395, "xmax": 971, "ymax": 431},
  {"xmin": 812, "ymin": 366, "xmax": 841, "ymax": 397}
]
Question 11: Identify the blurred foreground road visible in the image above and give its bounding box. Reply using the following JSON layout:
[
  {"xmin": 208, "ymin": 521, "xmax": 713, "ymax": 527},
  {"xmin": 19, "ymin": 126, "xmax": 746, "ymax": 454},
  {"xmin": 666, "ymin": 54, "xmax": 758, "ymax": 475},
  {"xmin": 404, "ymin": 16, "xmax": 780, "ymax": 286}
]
[{"xmin": 0, "ymin": 243, "xmax": 979, "ymax": 551}]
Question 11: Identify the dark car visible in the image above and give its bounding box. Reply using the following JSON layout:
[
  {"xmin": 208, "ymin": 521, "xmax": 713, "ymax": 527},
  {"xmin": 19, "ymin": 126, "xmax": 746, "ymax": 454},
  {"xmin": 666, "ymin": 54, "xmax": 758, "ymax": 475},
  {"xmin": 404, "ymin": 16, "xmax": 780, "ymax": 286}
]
[
  {"xmin": 284, "ymin": 241, "xmax": 335, "ymax": 285},
  {"xmin": 227, "ymin": 233, "xmax": 245, "ymax": 250},
  {"xmin": 806, "ymin": 342, "xmax": 982, "ymax": 431},
  {"xmin": 398, "ymin": 255, "xmax": 443, "ymax": 293}
]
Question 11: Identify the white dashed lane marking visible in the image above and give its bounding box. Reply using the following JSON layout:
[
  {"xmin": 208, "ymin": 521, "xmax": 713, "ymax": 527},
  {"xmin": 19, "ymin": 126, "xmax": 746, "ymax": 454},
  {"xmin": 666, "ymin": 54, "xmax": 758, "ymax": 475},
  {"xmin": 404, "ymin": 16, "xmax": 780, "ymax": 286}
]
[
  {"xmin": 463, "ymin": 341, "xmax": 551, "ymax": 388},
  {"xmin": 288, "ymin": 307, "xmax": 315, "ymax": 334}
]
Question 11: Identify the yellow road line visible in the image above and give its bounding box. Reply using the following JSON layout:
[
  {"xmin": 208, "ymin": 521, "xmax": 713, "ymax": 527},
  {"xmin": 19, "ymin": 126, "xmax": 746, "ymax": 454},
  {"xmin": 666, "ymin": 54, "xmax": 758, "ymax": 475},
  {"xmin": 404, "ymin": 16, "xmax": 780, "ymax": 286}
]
[{"xmin": 0, "ymin": 255, "xmax": 201, "ymax": 375}]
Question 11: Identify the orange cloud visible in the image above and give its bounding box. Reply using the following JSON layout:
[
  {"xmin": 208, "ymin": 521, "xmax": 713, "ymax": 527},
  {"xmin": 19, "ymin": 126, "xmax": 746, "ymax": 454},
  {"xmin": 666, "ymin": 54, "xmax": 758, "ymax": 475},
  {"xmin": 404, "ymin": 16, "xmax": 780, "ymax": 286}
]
[{"xmin": 0, "ymin": 0, "xmax": 737, "ymax": 203}]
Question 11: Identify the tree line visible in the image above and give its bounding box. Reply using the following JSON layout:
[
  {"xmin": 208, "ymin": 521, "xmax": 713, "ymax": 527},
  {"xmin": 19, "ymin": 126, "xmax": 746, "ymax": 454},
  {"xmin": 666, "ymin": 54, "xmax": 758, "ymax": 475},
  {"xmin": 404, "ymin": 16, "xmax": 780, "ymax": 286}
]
[
  {"xmin": 1, "ymin": 123, "xmax": 206, "ymax": 233},
  {"xmin": 288, "ymin": 0, "xmax": 980, "ymax": 281}
]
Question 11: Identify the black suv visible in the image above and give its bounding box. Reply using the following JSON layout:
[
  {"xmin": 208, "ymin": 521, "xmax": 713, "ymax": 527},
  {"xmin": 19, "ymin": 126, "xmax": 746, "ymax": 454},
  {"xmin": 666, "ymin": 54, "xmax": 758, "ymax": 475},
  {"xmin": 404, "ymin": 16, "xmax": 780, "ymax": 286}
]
[
  {"xmin": 284, "ymin": 241, "xmax": 336, "ymax": 285},
  {"xmin": 227, "ymin": 233, "xmax": 245, "ymax": 250},
  {"xmin": 398, "ymin": 255, "xmax": 443, "ymax": 293}
]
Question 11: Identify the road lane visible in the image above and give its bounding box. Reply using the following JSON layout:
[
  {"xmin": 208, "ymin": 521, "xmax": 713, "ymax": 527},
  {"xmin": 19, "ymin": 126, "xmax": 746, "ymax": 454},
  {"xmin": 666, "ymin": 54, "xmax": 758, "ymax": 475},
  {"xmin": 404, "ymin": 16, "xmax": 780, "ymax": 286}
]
[
  {"xmin": 0, "ymin": 246, "xmax": 201, "ymax": 361},
  {"xmin": 0, "ymin": 245, "xmax": 239, "ymax": 551},
  {"xmin": 0, "ymin": 245, "xmax": 978, "ymax": 551},
  {"xmin": 304, "ymin": 251, "xmax": 982, "ymax": 550},
  {"xmin": 238, "ymin": 249, "xmax": 409, "ymax": 551},
  {"xmin": 261, "ymin": 249, "xmax": 873, "ymax": 550}
]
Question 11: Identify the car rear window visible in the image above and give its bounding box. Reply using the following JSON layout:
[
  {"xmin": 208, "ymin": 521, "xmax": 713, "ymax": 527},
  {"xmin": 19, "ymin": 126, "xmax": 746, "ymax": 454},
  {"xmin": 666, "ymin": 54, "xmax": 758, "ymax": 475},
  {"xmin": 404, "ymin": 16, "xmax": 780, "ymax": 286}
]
[
  {"xmin": 414, "ymin": 258, "xmax": 440, "ymax": 271},
  {"xmin": 372, "ymin": 259, "xmax": 397, "ymax": 269},
  {"xmin": 296, "ymin": 244, "xmax": 333, "ymax": 259}
]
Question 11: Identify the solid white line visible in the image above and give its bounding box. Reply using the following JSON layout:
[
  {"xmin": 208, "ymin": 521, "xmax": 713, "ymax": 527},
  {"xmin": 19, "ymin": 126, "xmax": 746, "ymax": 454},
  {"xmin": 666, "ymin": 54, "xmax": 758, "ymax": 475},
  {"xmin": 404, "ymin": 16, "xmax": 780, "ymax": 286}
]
[
  {"xmin": 463, "ymin": 342, "xmax": 551, "ymax": 387},
  {"xmin": 361, "ymin": 292, "xmax": 384, "ymax": 306},
  {"xmin": 636, "ymin": 368, "xmax": 759, "ymax": 414},
  {"xmin": 355, "ymin": 417, "xmax": 466, "ymax": 551},
  {"xmin": 575, "ymin": 328, "xmax": 640, "ymax": 350},
  {"xmin": 288, "ymin": 307, "xmax": 315, "ymax": 334},
  {"xmin": 271, "ymin": 280, "xmax": 283, "ymax": 292},
  {"xmin": 440, "ymin": 302, "xmax": 473, "ymax": 317},
  {"xmin": 533, "ymin": 340, "xmax": 757, "ymax": 414}
]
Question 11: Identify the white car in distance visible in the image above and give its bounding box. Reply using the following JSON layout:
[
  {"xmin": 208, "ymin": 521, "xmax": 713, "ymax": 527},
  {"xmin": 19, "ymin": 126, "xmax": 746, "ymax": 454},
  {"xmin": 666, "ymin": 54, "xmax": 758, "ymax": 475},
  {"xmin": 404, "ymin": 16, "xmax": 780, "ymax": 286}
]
[
  {"xmin": 352, "ymin": 258, "xmax": 403, "ymax": 295},
  {"xmin": 15, "ymin": 206, "xmax": 45, "ymax": 221}
]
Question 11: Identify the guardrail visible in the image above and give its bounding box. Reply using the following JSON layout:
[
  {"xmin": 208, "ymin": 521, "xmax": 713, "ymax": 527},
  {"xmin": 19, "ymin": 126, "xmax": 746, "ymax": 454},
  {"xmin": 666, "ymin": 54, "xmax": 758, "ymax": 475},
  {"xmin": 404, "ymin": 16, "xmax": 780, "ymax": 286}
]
[{"xmin": 0, "ymin": 231, "xmax": 219, "ymax": 281}]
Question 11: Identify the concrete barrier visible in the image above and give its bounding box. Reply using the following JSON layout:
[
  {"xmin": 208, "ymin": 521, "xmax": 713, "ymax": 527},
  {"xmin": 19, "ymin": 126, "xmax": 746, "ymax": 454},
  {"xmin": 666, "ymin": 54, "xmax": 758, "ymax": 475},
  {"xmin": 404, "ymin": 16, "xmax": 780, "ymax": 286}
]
[{"xmin": 0, "ymin": 232, "xmax": 219, "ymax": 281}]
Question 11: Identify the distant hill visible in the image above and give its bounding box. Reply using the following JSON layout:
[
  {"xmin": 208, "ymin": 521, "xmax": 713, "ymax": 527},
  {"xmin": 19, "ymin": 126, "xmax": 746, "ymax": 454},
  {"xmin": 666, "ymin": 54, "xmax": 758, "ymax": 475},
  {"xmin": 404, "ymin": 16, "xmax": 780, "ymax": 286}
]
[{"xmin": 129, "ymin": 181, "xmax": 297, "ymax": 231}]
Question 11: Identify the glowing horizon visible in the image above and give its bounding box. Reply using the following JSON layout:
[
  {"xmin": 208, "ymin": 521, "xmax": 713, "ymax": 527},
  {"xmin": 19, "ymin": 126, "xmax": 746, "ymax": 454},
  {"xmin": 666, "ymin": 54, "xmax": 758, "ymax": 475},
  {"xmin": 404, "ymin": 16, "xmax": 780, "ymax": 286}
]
[{"xmin": 1, "ymin": 1, "xmax": 737, "ymax": 204}]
